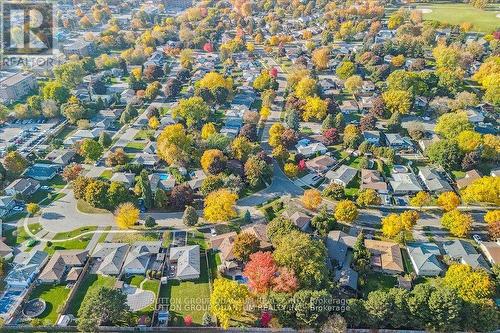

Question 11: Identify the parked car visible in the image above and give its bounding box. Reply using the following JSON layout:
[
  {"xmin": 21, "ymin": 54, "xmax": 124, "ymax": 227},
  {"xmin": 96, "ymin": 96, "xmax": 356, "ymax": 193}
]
[{"xmin": 473, "ymin": 234, "xmax": 482, "ymax": 244}]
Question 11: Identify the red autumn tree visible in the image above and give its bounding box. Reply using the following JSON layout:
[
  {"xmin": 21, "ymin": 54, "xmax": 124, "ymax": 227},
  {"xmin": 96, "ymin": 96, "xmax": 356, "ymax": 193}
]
[
  {"xmin": 269, "ymin": 67, "xmax": 278, "ymax": 78},
  {"xmin": 322, "ymin": 128, "xmax": 339, "ymax": 145},
  {"xmin": 243, "ymin": 251, "xmax": 277, "ymax": 293},
  {"xmin": 260, "ymin": 311, "xmax": 272, "ymax": 327},
  {"xmin": 298, "ymin": 159, "xmax": 306, "ymax": 171},
  {"xmin": 272, "ymin": 267, "xmax": 298, "ymax": 293},
  {"xmin": 203, "ymin": 42, "xmax": 213, "ymax": 53},
  {"xmin": 184, "ymin": 315, "xmax": 193, "ymax": 326}
]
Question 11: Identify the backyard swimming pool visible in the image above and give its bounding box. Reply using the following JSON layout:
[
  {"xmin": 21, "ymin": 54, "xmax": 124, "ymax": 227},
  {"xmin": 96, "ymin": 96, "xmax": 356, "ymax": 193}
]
[{"xmin": 158, "ymin": 173, "xmax": 171, "ymax": 181}]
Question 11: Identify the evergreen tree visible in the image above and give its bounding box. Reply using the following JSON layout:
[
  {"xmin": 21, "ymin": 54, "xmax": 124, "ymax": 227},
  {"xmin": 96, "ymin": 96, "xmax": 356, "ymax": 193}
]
[
  {"xmin": 322, "ymin": 114, "xmax": 335, "ymax": 131},
  {"xmin": 334, "ymin": 113, "xmax": 345, "ymax": 130},
  {"xmin": 183, "ymin": 206, "xmax": 199, "ymax": 226},
  {"xmin": 286, "ymin": 110, "xmax": 300, "ymax": 131},
  {"xmin": 138, "ymin": 170, "xmax": 153, "ymax": 209},
  {"xmin": 352, "ymin": 232, "xmax": 371, "ymax": 274}
]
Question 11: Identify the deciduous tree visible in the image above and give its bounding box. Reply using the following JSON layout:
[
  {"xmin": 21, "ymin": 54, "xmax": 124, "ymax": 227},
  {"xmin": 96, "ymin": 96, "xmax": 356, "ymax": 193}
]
[
  {"xmin": 115, "ymin": 202, "xmax": 140, "ymax": 229},
  {"xmin": 441, "ymin": 209, "xmax": 473, "ymax": 237},
  {"xmin": 210, "ymin": 278, "xmax": 249, "ymax": 329},
  {"xmin": 334, "ymin": 200, "xmax": 358, "ymax": 223},
  {"xmin": 204, "ymin": 189, "xmax": 238, "ymax": 222}
]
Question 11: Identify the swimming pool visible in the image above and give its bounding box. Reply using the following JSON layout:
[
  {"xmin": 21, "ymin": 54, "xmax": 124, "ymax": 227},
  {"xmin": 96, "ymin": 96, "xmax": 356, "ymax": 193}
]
[
  {"xmin": 158, "ymin": 173, "xmax": 171, "ymax": 181},
  {"xmin": 0, "ymin": 289, "xmax": 23, "ymax": 315}
]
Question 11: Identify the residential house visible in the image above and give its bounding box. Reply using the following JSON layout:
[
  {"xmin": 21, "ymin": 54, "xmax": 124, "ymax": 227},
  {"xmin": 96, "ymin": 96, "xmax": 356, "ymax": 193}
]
[
  {"xmin": 134, "ymin": 154, "xmax": 160, "ymax": 169},
  {"xmin": 385, "ymin": 133, "xmax": 414, "ymax": 151},
  {"xmin": 64, "ymin": 128, "xmax": 105, "ymax": 146},
  {"xmin": 4, "ymin": 178, "xmax": 40, "ymax": 197},
  {"xmin": 335, "ymin": 267, "xmax": 358, "ymax": 294},
  {"xmin": 282, "ymin": 211, "xmax": 311, "ymax": 232},
  {"xmin": 241, "ymin": 224, "xmax": 272, "ymax": 250},
  {"xmin": 188, "ymin": 170, "xmax": 207, "ymax": 191},
  {"xmin": 110, "ymin": 172, "xmax": 136, "ymax": 188},
  {"xmin": 456, "ymin": 169, "xmax": 481, "ymax": 190},
  {"xmin": 389, "ymin": 173, "xmax": 423, "ymax": 195},
  {"xmin": 0, "ymin": 240, "xmax": 13, "ymax": 259},
  {"xmin": 24, "ymin": 163, "xmax": 58, "ymax": 181},
  {"xmin": 326, "ymin": 230, "xmax": 356, "ymax": 268},
  {"xmin": 339, "ymin": 100, "xmax": 358, "ymax": 114},
  {"xmin": 0, "ymin": 72, "xmax": 38, "ymax": 104},
  {"xmin": 406, "ymin": 242, "xmax": 444, "ymax": 276},
  {"xmin": 365, "ymin": 239, "xmax": 404, "ymax": 274},
  {"xmin": 38, "ymin": 250, "xmax": 89, "ymax": 283},
  {"xmin": 91, "ymin": 243, "xmax": 130, "ymax": 276},
  {"xmin": 418, "ymin": 167, "xmax": 453, "ymax": 194},
  {"xmin": 5, "ymin": 250, "xmax": 48, "ymax": 288},
  {"xmin": 45, "ymin": 149, "xmax": 76, "ymax": 166},
  {"xmin": 362, "ymin": 81, "xmax": 375, "ymax": 93},
  {"xmin": 63, "ymin": 40, "xmax": 94, "ymax": 57},
  {"xmin": 480, "ymin": 241, "xmax": 500, "ymax": 266},
  {"xmin": 360, "ymin": 169, "xmax": 388, "ymax": 193},
  {"xmin": 325, "ymin": 165, "xmax": 358, "ymax": 187},
  {"xmin": 0, "ymin": 196, "xmax": 15, "ymax": 218},
  {"xmin": 443, "ymin": 240, "xmax": 490, "ymax": 271},
  {"xmin": 491, "ymin": 168, "xmax": 500, "ymax": 177},
  {"xmin": 149, "ymin": 173, "xmax": 175, "ymax": 192},
  {"xmin": 466, "ymin": 108, "xmax": 485, "ymax": 124},
  {"xmin": 210, "ymin": 232, "xmax": 237, "ymax": 264},
  {"xmin": 122, "ymin": 241, "xmax": 162, "ymax": 275},
  {"xmin": 363, "ymin": 131, "xmax": 381, "ymax": 146},
  {"xmin": 295, "ymin": 140, "xmax": 328, "ymax": 158},
  {"xmin": 169, "ymin": 245, "xmax": 200, "ymax": 280},
  {"xmin": 305, "ymin": 155, "xmax": 336, "ymax": 173}
]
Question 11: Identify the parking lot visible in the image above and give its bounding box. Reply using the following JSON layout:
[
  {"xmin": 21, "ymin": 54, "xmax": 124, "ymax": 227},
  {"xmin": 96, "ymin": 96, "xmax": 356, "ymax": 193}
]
[{"xmin": 0, "ymin": 118, "xmax": 61, "ymax": 156}]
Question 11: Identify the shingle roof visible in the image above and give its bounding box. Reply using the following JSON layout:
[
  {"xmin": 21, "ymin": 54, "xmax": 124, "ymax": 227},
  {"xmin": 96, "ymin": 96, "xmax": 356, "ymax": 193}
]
[{"xmin": 443, "ymin": 240, "xmax": 490, "ymax": 271}]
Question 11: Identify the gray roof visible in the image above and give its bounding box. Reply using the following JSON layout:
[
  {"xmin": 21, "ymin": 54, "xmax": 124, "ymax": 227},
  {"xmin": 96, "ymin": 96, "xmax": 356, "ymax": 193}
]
[
  {"xmin": 443, "ymin": 240, "xmax": 490, "ymax": 271},
  {"xmin": 169, "ymin": 245, "xmax": 200, "ymax": 279},
  {"xmin": 407, "ymin": 242, "xmax": 444, "ymax": 275},
  {"xmin": 390, "ymin": 173, "xmax": 423, "ymax": 193},
  {"xmin": 334, "ymin": 267, "xmax": 358, "ymax": 291},
  {"xmin": 123, "ymin": 241, "xmax": 162, "ymax": 272},
  {"xmin": 325, "ymin": 165, "xmax": 358, "ymax": 186},
  {"xmin": 326, "ymin": 230, "xmax": 356, "ymax": 266},
  {"xmin": 91, "ymin": 243, "xmax": 130, "ymax": 275},
  {"xmin": 7, "ymin": 250, "xmax": 48, "ymax": 284},
  {"xmin": 418, "ymin": 167, "xmax": 453, "ymax": 193}
]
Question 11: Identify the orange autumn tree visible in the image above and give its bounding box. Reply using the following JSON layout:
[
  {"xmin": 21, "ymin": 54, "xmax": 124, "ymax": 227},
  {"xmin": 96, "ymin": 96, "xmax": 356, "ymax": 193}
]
[{"xmin": 243, "ymin": 251, "xmax": 277, "ymax": 294}]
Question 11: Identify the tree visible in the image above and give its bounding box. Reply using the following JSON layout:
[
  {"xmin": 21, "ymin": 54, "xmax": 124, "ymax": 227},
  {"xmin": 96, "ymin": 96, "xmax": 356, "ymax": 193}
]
[
  {"xmin": 268, "ymin": 123, "xmax": 285, "ymax": 147},
  {"xmin": 437, "ymin": 191, "xmax": 460, "ymax": 212},
  {"xmin": 381, "ymin": 211, "xmax": 418, "ymax": 241},
  {"xmin": 54, "ymin": 61, "xmax": 85, "ymax": 88},
  {"xmin": 334, "ymin": 200, "xmax": 358, "ymax": 223},
  {"xmin": 180, "ymin": 49, "xmax": 194, "ymax": 69},
  {"xmin": 62, "ymin": 163, "xmax": 83, "ymax": 182},
  {"xmin": 73, "ymin": 176, "xmax": 91, "ymax": 200},
  {"xmin": 148, "ymin": 116, "xmax": 160, "ymax": 130},
  {"xmin": 443, "ymin": 264, "xmax": 494, "ymax": 303},
  {"xmin": 138, "ymin": 170, "xmax": 153, "ymax": 209},
  {"xmin": 115, "ymin": 202, "xmax": 140, "ymax": 229},
  {"xmin": 312, "ymin": 47, "xmax": 330, "ymax": 70},
  {"xmin": 183, "ymin": 206, "xmax": 198, "ymax": 226},
  {"xmin": 3, "ymin": 151, "xmax": 28, "ymax": 176},
  {"xmin": 441, "ymin": 209, "xmax": 473, "ymax": 237},
  {"xmin": 154, "ymin": 189, "xmax": 167, "ymax": 209},
  {"xmin": 267, "ymin": 216, "xmax": 298, "ymax": 244},
  {"xmin": 201, "ymin": 149, "xmax": 226, "ymax": 174},
  {"xmin": 98, "ymin": 132, "xmax": 112, "ymax": 148},
  {"xmin": 336, "ymin": 61, "xmax": 355, "ymax": 79},
  {"xmin": 426, "ymin": 140, "xmax": 463, "ymax": 170},
  {"xmin": 170, "ymin": 184, "xmax": 194, "ymax": 210},
  {"xmin": 145, "ymin": 216, "xmax": 157, "ymax": 228},
  {"xmin": 320, "ymin": 314, "xmax": 347, "ymax": 333},
  {"xmin": 201, "ymin": 123, "xmax": 217, "ymax": 140},
  {"xmin": 272, "ymin": 267, "xmax": 298, "ymax": 293},
  {"xmin": 311, "ymin": 205, "xmax": 335, "ymax": 236},
  {"xmin": 243, "ymin": 251, "xmax": 277, "ymax": 293},
  {"xmin": 79, "ymin": 139, "xmax": 103, "ymax": 162},
  {"xmin": 210, "ymin": 278, "xmax": 249, "ymax": 329},
  {"xmin": 485, "ymin": 210, "xmax": 500, "ymax": 224},
  {"xmin": 284, "ymin": 163, "xmax": 299, "ymax": 178},
  {"xmin": 62, "ymin": 102, "xmax": 86, "ymax": 124},
  {"xmin": 173, "ymin": 96, "xmax": 210, "ymax": 127},
  {"xmin": 233, "ymin": 232, "xmax": 260, "ymax": 262},
  {"xmin": 231, "ymin": 136, "xmax": 255, "ymax": 162},
  {"xmin": 84, "ymin": 180, "xmax": 109, "ymax": 208},
  {"xmin": 382, "ymin": 90, "xmax": 412, "ymax": 114},
  {"xmin": 77, "ymin": 286, "xmax": 130, "ymax": 332},
  {"xmin": 157, "ymin": 124, "xmax": 193, "ymax": 166},
  {"xmin": 301, "ymin": 189, "xmax": 322, "ymax": 210},
  {"xmin": 285, "ymin": 110, "xmax": 300, "ymax": 131},
  {"xmin": 294, "ymin": 76, "xmax": 317, "ymax": 100},
  {"xmin": 457, "ymin": 130, "xmax": 481, "ymax": 153},
  {"xmin": 435, "ymin": 112, "xmax": 473, "ymax": 139},
  {"xmin": 273, "ymin": 230, "xmax": 328, "ymax": 289},
  {"xmin": 409, "ymin": 191, "xmax": 431, "ymax": 209},
  {"xmin": 322, "ymin": 183, "xmax": 345, "ymax": 200},
  {"xmin": 26, "ymin": 203, "xmax": 40, "ymax": 216},
  {"xmin": 343, "ymin": 124, "xmax": 362, "ymax": 148},
  {"xmin": 302, "ymin": 96, "xmax": 327, "ymax": 121},
  {"xmin": 42, "ymin": 80, "xmax": 70, "ymax": 104},
  {"xmin": 244, "ymin": 155, "xmax": 270, "ymax": 187},
  {"xmin": 108, "ymin": 182, "xmax": 130, "ymax": 208},
  {"xmin": 357, "ymin": 189, "xmax": 381, "ymax": 207},
  {"xmin": 253, "ymin": 71, "xmax": 273, "ymax": 91},
  {"xmin": 352, "ymin": 232, "xmax": 371, "ymax": 273},
  {"xmin": 461, "ymin": 176, "xmax": 500, "ymax": 205},
  {"xmin": 344, "ymin": 75, "xmax": 363, "ymax": 95},
  {"xmin": 204, "ymin": 189, "xmax": 238, "ymax": 222}
]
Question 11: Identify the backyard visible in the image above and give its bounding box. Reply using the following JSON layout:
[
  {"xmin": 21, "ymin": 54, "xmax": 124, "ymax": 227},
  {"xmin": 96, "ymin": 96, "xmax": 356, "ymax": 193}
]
[
  {"xmin": 67, "ymin": 273, "xmax": 116, "ymax": 315},
  {"xmin": 416, "ymin": 3, "xmax": 500, "ymax": 33},
  {"xmin": 360, "ymin": 272, "xmax": 397, "ymax": 298},
  {"xmin": 28, "ymin": 283, "xmax": 71, "ymax": 324}
]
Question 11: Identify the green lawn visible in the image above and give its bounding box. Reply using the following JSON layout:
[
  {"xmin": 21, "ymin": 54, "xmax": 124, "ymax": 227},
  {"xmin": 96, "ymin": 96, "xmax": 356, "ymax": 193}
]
[
  {"xmin": 67, "ymin": 274, "xmax": 116, "ymax": 315},
  {"xmin": 111, "ymin": 231, "xmax": 160, "ymax": 243},
  {"xmin": 417, "ymin": 3, "xmax": 500, "ymax": 33},
  {"xmin": 187, "ymin": 230, "xmax": 207, "ymax": 250},
  {"xmin": 125, "ymin": 141, "xmax": 148, "ymax": 153},
  {"xmin": 76, "ymin": 199, "xmax": 110, "ymax": 214},
  {"xmin": 124, "ymin": 274, "xmax": 146, "ymax": 287},
  {"xmin": 160, "ymin": 255, "xmax": 211, "ymax": 326},
  {"xmin": 360, "ymin": 272, "xmax": 397, "ymax": 298},
  {"xmin": 44, "ymin": 226, "xmax": 97, "ymax": 255},
  {"xmin": 134, "ymin": 129, "xmax": 154, "ymax": 140},
  {"xmin": 29, "ymin": 284, "xmax": 71, "ymax": 323},
  {"xmin": 99, "ymin": 169, "xmax": 113, "ymax": 179},
  {"xmin": 3, "ymin": 223, "xmax": 41, "ymax": 246}
]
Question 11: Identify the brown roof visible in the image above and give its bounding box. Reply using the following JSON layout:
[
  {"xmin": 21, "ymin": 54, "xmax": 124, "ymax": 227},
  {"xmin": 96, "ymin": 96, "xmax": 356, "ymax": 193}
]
[
  {"xmin": 66, "ymin": 267, "xmax": 83, "ymax": 281},
  {"xmin": 242, "ymin": 224, "xmax": 272, "ymax": 249},
  {"xmin": 39, "ymin": 249, "xmax": 89, "ymax": 282},
  {"xmin": 360, "ymin": 169, "xmax": 387, "ymax": 191},
  {"xmin": 456, "ymin": 169, "xmax": 481, "ymax": 189},
  {"xmin": 210, "ymin": 232, "xmax": 237, "ymax": 262},
  {"xmin": 306, "ymin": 155, "xmax": 336, "ymax": 172},
  {"xmin": 0, "ymin": 240, "xmax": 13, "ymax": 258},
  {"xmin": 365, "ymin": 239, "xmax": 404, "ymax": 273},
  {"xmin": 289, "ymin": 211, "xmax": 311, "ymax": 229},
  {"xmin": 481, "ymin": 242, "xmax": 500, "ymax": 264}
]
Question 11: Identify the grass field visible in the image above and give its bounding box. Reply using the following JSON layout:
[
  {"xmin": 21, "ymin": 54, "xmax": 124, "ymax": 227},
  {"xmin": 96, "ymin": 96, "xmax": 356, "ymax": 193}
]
[
  {"xmin": 416, "ymin": 3, "xmax": 500, "ymax": 33},
  {"xmin": 111, "ymin": 231, "xmax": 160, "ymax": 243},
  {"xmin": 67, "ymin": 274, "xmax": 116, "ymax": 315},
  {"xmin": 3, "ymin": 223, "xmax": 42, "ymax": 246},
  {"xmin": 29, "ymin": 284, "xmax": 71, "ymax": 323},
  {"xmin": 361, "ymin": 272, "xmax": 397, "ymax": 298},
  {"xmin": 44, "ymin": 226, "xmax": 97, "ymax": 255}
]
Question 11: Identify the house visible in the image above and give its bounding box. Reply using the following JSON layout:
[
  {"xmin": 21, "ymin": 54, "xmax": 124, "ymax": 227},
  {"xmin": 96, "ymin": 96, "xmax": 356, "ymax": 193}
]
[
  {"xmin": 110, "ymin": 172, "xmax": 136, "ymax": 188},
  {"xmin": 0, "ymin": 72, "xmax": 38, "ymax": 104},
  {"xmin": 0, "ymin": 240, "xmax": 13, "ymax": 259},
  {"xmin": 362, "ymin": 80, "xmax": 375, "ymax": 93},
  {"xmin": 406, "ymin": 242, "xmax": 444, "ymax": 276},
  {"xmin": 389, "ymin": 173, "xmax": 423, "ymax": 195},
  {"xmin": 187, "ymin": 170, "xmax": 207, "ymax": 191},
  {"xmin": 0, "ymin": 196, "xmax": 15, "ymax": 218},
  {"xmin": 360, "ymin": 169, "xmax": 388, "ymax": 193},
  {"xmin": 122, "ymin": 241, "xmax": 162, "ymax": 275},
  {"xmin": 64, "ymin": 128, "xmax": 105, "ymax": 146},
  {"xmin": 365, "ymin": 239, "xmax": 404, "ymax": 274},
  {"xmin": 326, "ymin": 230, "xmax": 356, "ymax": 268},
  {"xmin": 384, "ymin": 133, "xmax": 414, "ymax": 151},
  {"xmin": 418, "ymin": 167, "xmax": 453, "ymax": 194},
  {"xmin": 134, "ymin": 154, "xmax": 160, "ymax": 169},
  {"xmin": 91, "ymin": 243, "xmax": 130, "ymax": 276},
  {"xmin": 283, "ymin": 211, "xmax": 311, "ymax": 231},
  {"xmin": 443, "ymin": 240, "xmax": 490, "ymax": 271},
  {"xmin": 5, "ymin": 250, "xmax": 48, "ymax": 288},
  {"xmin": 305, "ymin": 155, "xmax": 336, "ymax": 173},
  {"xmin": 38, "ymin": 250, "xmax": 89, "ymax": 283},
  {"xmin": 169, "ymin": 245, "xmax": 200, "ymax": 280},
  {"xmin": 491, "ymin": 168, "xmax": 500, "ymax": 177},
  {"xmin": 335, "ymin": 267, "xmax": 358, "ymax": 293},
  {"xmin": 63, "ymin": 40, "xmax": 94, "ymax": 57},
  {"xmin": 4, "ymin": 178, "xmax": 40, "ymax": 197},
  {"xmin": 325, "ymin": 165, "xmax": 358, "ymax": 187},
  {"xmin": 241, "ymin": 224, "xmax": 272, "ymax": 250},
  {"xmin": 339, "ymin": 100, "xmax": 358, "ymax": 114},
  {"xmin": 210, "ymin": 232, "xmax": 237, "ymax": 263},
  {"xmin": 363, "ymin": 131, "xmax": 381, "ymax": 146},
  {"xmin": 466, "ymin": 108, "xmax": 485, "ymax": 124},
  {"xmin": 45, "ymin": 149, "xmax": 76, "ymax": 165},
  {"xmin": 456, "ymin": 169, "xmax": 481, "ymax": 189},
  {"xmin": 480, "ymin": 241, "xmax": 500, "ymax": 266},
  {"xmin": 149, "ymin": 173, "xmax": 175, "ymax": 192},
  {"xmin": 295, "ymin": 141, "xmax": 328, "ymax": 158},
  {"xmin": 24, "ymin": 163, "xmax": 58, "ymax": 181}
]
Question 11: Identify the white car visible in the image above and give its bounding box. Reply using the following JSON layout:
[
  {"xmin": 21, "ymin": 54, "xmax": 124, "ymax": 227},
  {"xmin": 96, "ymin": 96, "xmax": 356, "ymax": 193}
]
[
  {"xmin": 210, "ymin": 228, "xmax": 217, "ymax": 237},
  {"xmin": 13, "ymin": 206, "xmax": 24, "ymax": 211},
  {"xmin": 472, "ymin": 234, "xmax": 482, "ymax": 244}
]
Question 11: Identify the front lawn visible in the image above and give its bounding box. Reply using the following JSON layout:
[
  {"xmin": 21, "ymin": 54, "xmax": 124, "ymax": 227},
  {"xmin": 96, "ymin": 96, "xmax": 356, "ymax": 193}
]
[
  {"xmin": 99, "ymin": 169, "xmax": 113, "ymax": 179},
  {"xmin": 3, "ymin": 223, "xmax": 41, "ymax": 246},
  {"xmin": 160, "ymin": 255, "xmax": 211, "ymax": 326},
  {"xmin": 360, "ymin": 272, "xmax": 397, "ymax": 298},
  {"xmin": 125, "ymin": 141, "xmax": 148, "ymax": 153},
  {"xmin": 76, "ymin": 199, "xmax": 110, "ymax": 214},
  {"xmin": 187, "ymin": 230, "xmax": 207, "ymax": 250},
  {"xmin": 111, "ymin": 231, "xmax": 160, "ymax": 243},
  {"xmin": 67, "ymin": 274, "xmax": 116, "ymax": 315},
  {"xmin": 29, "ymin": 283, "xmax": 71, "ymax": 323},
  {"xmin": 44, "ymin": 226, "xmax": 97, "ymax": 255}
]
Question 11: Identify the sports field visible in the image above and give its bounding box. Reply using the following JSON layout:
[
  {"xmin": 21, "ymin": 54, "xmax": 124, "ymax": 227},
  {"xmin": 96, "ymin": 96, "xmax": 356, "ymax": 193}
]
[{"xmin": 416, "ymin": 3, "xmax": 500, "ymax": 33}]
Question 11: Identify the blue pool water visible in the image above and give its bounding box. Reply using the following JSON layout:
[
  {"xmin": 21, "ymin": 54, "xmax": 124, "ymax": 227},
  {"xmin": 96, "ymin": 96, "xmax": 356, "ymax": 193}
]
[
  {"xmin": 0, "ymin": 289, "xmax": 23, "ymax": 314},
  {"xmin": 158, "ymin": 173, "xmax": 171, "ymax": 180}
]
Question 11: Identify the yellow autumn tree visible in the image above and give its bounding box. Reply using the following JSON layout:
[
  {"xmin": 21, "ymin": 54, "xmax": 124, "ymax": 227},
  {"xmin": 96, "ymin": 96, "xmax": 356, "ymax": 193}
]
[
  {"xmin": 260, "ymin": 106, "xmax": 271, "ymax": 120},
  {"xmin": 210, "ymin": 278, "xmax": 249, "ymax": 329},
  {"xmin": 381, "ymin": 214, "xmax": 403, "ymax": 238},
  {"xmin": 441, "ymin": 209, "xmax": 473, "ymax": 237},
  {"xmin": 115, "ymin": 202, "xmax": 140, "ymax": 229},
  {"xmin": 302, "ymin": 189, "xmax": 322, "ymax": 210},
  {"xmin": 484, "ymin": 210, "xmax": 500, "ymax": 224},
  {"xmin": 312, "ymin": 47, "xmax": 330, "ymax": 70},
  {"xmin": 302, "ymin": 96, "xmax": 328, "ymax": 121},
  {"xmin": 201, "ymin": 122, "xmax": 217, "ymax": 139},
  {"xmin": 461, "ymin": 176, "xmax": 500, "ymax": 205},
  {"xmin": 334, "ymin": 200, "xmax": 358, "ymax": 223},
  {"xmin": 268, "ymin": 122, "xmax": 285, "ymax": 147},
  {"xmin": 204, "ymin": 189, "xmax": 238, "ymax": 222},
  {"xmin": 148, "ymin": 116, "xmax": 160, "ymax": 130},
  {"xmin": 409, "ymin": 191, "xmax": 431, "ymax": 210},
  {"xmin": 437, "ymin": 191, "xmax": 461, "ymax": 212},
  {"xmin": 284, "ymin": 163, "xmax": 299, "ymax": 178},
  {"xmin": 456, "ymin": 130, "xmax": 482, "ymax": 153},
  {"xmin": 294, "ymin": 76, "xmax": 317, "ymax": 100},
  {"xmin": 201, "ymin": 149, "xmax": 225, "ymax": 173},
  {"xmin": 443, "ymin": 264, "xmax": 494, "ymax": 303}
]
